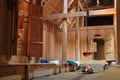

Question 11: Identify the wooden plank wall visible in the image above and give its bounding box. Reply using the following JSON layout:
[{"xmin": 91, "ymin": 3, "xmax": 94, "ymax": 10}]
[
  {"xmin": 43, "ymin": 24, "xmax": 63, "ymax": 60},
  {"xmin": 43, "ymin": 22, "xmax": 55, "ymax": 60},
  {"xmin": 0, "ymin": 0, "xmax": 17, "ymax": 61},
  {"xmin": 17, "ymin": 0, "xmax": 29, "ymax": 56},
  {"xmin": 43, "ymin": 25, "xmax": 115, "ymax": 61},
  {"xmin": 79, "ymin": 26, "xmax": 115, "ymax": 60},
  {"xmin": 67, "ymin": 30, "xmax": 76, "ymax": 60},
  {"xmin": 27, "ymin": 1, "xmax": 43, "ymax": 61}
]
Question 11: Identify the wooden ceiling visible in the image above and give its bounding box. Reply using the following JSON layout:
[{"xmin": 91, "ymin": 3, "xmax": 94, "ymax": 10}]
[
  {"xmin": 41, "ymin": 0, "xmax": 114, "ymax": 29},
  {"xmin": 42, "ymin": 0, "xmax": 114, "ymax": 16}
]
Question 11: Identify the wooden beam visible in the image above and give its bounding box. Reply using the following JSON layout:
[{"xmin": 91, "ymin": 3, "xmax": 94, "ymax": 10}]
[
  {"xmin": 68, "ymin": 25, "xmax": 114, "ymax": 31},
  {"xmin": 68, "ymin": 0, "xmax": 77, "ymax": 12},
  {"xmin": 75, "ymin": 0, "xmax": 80, "ymax": 61},
  {"xmin": 43, "ymin": 0, "xmax": 51, "ymax": 7},
  {"xmin": 86, "ymin": 5, "xmax": 114, "ymax": 10},
  {"xmin": 113, "ymin": 0, "xmax": 117, "ymax": 63},
  {"xmin": 80, "ymin": 25, "xmax": 114, "ymax": 30},
  {"xmin": 40, "ymin": 11, "xmax": 86, "ymax": 20},
  {"xmin": 57, "ymin": 18, "xmax": 76, "ymax": 29},
  {"xmin": 115, "ymin": 0, "xmax": 120, "ymax": 64},
  {"xmin": 39, "ymin": 8, "xmax": 115, "ymax": 20},
  {"xmin": 78, "ymin": 0, "xmax": 84, "ymax": 11},
  {"xmin": 56, "ymin": 19, "xmax": 62, "ymax": 25},
  {"xmin": 55, "ymin": 0, "xmax": 77, "ymax": 26},
  {"xmin": 62, "ymin": 0, "xmax": 68, "ymax": 62},
  {"xmin": 47, "ymin": 4, "xmax": 60, "ymax": 13},
  {"xmin": 57, "ymin": 19, "xmax": 64, "ymax": 28},
  {"xmin": 89, "ymin": 8, "xmax": 116, "ymax": 16},
  {"xmin": 69, "ymin": 18, "xmax": 77, "ymax": 28}
]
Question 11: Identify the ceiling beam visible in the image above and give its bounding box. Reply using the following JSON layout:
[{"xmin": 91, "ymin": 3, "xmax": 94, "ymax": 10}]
[{"xmin": 39, "ymin": 8, "xmax": 116, "ymax": 20}]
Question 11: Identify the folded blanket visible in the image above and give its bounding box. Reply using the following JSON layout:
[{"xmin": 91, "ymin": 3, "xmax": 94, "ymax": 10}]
[
  {"xmin": 73, "ymin": 61, "xmax": 81, "ymax": 66},
  {"xmin": 49, "ymin": 60, "xmax": 60, "ymax": 66},
  {"xmin": 40, "ymin": 59, "xmax": 48, "ymax": 63}
]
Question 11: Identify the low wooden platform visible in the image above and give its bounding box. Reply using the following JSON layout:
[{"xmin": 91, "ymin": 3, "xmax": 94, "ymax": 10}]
[{"xmin": 0, "ymin": 63, "xmax": 57, "ymax": 80}]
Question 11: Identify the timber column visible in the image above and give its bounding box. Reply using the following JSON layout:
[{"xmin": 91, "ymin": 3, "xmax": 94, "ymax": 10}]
[
  {"xmin": 115, "ymin": 0, "xmax": 120, "ymax": 64},
  {"xmin": 75, "ymin": 0, "xmax": 80, "ymax": 61},
  {"xmin": 62, "ymin": 0, "xmax": 68, "ymax": 61}
]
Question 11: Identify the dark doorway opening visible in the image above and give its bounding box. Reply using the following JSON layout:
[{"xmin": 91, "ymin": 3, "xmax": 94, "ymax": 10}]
[{"xmin": 94, "ymin": 38, "xmax": 105, "ymax": 60}]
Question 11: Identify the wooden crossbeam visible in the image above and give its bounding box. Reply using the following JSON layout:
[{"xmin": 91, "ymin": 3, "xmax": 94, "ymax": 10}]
[
  {"xmin": 40, "ymin": 11, "xmax": 86, "ymax": 20},
  {"xmin": 68, "ymin": 25, "xmax": 114, "ymax": 31},
  {"xmin": 89, "ymin": 8, "xmax": 116, "ymax": 16},
  {"xmin": 39, "ymin": 8, "xmax": 115, "ymax": 20}
]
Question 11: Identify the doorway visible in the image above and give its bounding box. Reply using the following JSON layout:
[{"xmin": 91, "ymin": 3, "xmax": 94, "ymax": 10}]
[{"xmin": 94, "ymin": 36, "xmax": 105, "ymax": 60}]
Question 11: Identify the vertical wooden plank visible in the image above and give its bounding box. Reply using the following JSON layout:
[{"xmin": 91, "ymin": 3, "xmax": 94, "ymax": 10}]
[{"xmin": 28, "ymin": 0, "xmax": 43, "ymax": 59}]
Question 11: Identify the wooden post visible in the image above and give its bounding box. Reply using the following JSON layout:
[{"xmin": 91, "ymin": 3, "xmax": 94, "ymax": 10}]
[
  {"xmin": 25, "ymin": 65, "xmax": 29, "ymax": 80},
  {"xmin": 115, "ymin": 0, "xmax": 120, "ymax": 64},
  {"xmin": 113, "ymin": 0, "xmax": 117, "ymax": 63},
  {"xmin": 62, "ymin": 0, "xmax": 68, "ymax": 61},
  {"xmin": 75, "ymin": 0, "xmax": 80, "ymax": 61},
  {"xmin": 62, "ymin": 20, "xmax": 67, "ymax": 61}
]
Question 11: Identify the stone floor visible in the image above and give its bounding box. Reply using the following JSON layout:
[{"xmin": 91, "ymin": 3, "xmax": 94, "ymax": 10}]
[
  {"xmin": 31, "ymin": 70, "xmax": 103, "ymax": 80},
  {"xmin": 31, "ymin": 60, "xmax": 107, "ymax": 80}
]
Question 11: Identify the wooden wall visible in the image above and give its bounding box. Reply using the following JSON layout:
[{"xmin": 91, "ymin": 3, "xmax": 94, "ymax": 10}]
[
  {"xmin": 43, "ymin": 22, "xmax": 55, "ymax": 60},
  {"xmin": 17, "ymin": 0, "xmax": 29, "ymax": 56},
  {"xmin": 0, "ymin": 0, "xmax": 18, "ymax": 61},
  {"xmin": 43, "ymin": 24, "xmax": 115, "ymax": 61},
  {"xmin": 43, "ymin": 22, "xmax": 63, "ymax": 60},
  {"xmin": 79, "ymin": 26, "xmax": 115, "ymax": 60},
  {"xmin": 27, "ymin": 1, "xmax": 43, "ymax": 60}
]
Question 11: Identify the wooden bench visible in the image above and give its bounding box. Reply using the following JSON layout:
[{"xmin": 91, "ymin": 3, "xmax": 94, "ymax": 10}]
[{"xmin": 0, "ymin": 63, "xmax": 58, "ymax": 80}]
